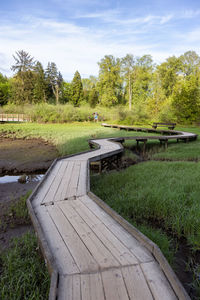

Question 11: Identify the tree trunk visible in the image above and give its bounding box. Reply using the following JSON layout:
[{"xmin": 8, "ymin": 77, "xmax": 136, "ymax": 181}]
[
  {"xmin": 55, "ymin": 84, "xmax": 59, "ymax": 105},
  {"xmin": 128, "ymin": 72, "xmax": 132, "ymax": 110}
]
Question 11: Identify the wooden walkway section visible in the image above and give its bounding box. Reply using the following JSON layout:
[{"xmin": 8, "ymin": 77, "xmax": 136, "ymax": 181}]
[
  {"xmin": 0, "ymin": 113, "xmax": 30, "ymax": 122},
  {"xmin": 27, "ymin": 125, "xmax": 196, "ymax": 300}
]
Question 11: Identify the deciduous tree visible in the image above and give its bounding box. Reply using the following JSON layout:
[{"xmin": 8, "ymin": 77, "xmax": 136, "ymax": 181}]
[{"xmin": 97, "ymin": 55, "xmax": 122, "ymax": 107}]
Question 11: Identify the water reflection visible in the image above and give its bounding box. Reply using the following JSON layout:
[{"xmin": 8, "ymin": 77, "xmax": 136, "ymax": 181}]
[{"xmin": 0, "ymin": 174, "xmax": 44, "ymax": 184}]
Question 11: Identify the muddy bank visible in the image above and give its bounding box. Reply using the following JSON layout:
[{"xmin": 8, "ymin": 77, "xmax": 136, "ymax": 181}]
[
  {"xmin": 0, "ymin": 136, "xmax": 58, "ymax": 250},
  {"xmin": 0, "ymin": 136, "xmax": 59, "ymax": 175}
]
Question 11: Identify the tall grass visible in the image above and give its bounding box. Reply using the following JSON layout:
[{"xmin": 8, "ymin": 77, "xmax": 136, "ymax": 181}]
[
  {"xmin": 91, "ymin": 161, "xmax": 200, "ymax": 251},
  {"xmin": 0, "ymin": 103, "xmax": 151, "ymax": 124},
  {"xmin": 0, "ymin": 232, "xmax": 50, "ymax": 300}
]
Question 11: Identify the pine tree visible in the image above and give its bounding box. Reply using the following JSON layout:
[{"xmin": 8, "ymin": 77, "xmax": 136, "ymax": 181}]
[
  {"xmin": 71, "ymin": 71, "xmax": 84, "ymax": 106},
  {"xmin": 11, "ymin": 50, "xmax": 35, "ymax": 104},
  {"xmin": 33, "ymin": 61, "xmax": 47, "ymax": 103},
  {"xmin": 45, "ymin": 62, "xmax": 63, "ymax": 104}
]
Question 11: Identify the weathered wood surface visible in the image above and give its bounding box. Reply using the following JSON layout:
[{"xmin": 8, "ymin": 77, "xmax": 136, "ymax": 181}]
[{"xmin": 28, "ymin": 125, "xmax": 195, "ymax": 300}]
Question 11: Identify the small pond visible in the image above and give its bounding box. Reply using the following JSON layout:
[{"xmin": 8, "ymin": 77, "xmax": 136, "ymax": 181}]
[{"xmin": 0, "ymin": 174, "xmax": 44, "ymax": 184}]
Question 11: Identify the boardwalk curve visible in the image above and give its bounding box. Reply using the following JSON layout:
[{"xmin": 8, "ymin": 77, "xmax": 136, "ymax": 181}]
[{"xmin": 27, "ymin": 124, "xmax": 197, "ymax": 300}]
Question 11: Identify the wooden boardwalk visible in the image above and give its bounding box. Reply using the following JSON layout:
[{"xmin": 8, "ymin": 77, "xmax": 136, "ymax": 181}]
[
  {"xmin": 27, "ymin": 125, "xmax": 196, "ymax": 300},
  {"xmin": 0, "ymin": 113, "xmax": 30, "ymax": 122}
]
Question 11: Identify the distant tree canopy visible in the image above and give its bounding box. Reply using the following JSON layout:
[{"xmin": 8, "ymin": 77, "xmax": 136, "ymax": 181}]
[{"xmin": 1, "ymin": 49, "xmax": 200, "ymax": 123}]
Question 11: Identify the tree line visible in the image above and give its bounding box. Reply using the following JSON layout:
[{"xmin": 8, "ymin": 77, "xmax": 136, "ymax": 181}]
[{"xmin": 1, "ymin": 49, "xmax": 200, "ymax": 123}]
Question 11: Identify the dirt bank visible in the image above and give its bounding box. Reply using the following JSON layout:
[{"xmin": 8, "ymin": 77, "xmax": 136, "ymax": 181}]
[
  {"xmin": 0, "ymin": 136, "xmax": 59, "ymax": 251},
  {"xmin": 0, "ymin": 136, "xmax": 59, "ymax": 175}
]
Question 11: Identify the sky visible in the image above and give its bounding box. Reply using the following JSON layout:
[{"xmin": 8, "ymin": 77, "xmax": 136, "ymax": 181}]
[{"xmin": 1, "ymin": 0, "xmax": 200, "ymax": 80}]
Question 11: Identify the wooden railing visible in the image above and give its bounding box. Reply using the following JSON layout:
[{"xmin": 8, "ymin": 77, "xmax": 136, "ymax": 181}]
[{"xmin": 0, "ymin": 114, "xmax": 30, "ymax": 122}]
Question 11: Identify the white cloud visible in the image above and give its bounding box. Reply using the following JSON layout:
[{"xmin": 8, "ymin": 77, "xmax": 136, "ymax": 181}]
[
  {"xmin": 180, "ymin": 9, "xmax": 200, "ymax": 19},
  {"xmin": 1, "ymin": 8, "xmax": 200, "ymax": 80}
]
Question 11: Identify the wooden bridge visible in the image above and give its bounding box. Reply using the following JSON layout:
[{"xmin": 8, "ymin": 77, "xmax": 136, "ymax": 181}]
[
  {"xmin": 27, "ymin": 124, "xmax": 197, "ymax": 300},
  {"xmin": 0, "ymin": 113, "xmax": 30, "ymax": 122}
]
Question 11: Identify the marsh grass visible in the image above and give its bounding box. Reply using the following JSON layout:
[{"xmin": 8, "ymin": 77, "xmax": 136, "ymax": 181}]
[
  {"xmin": 91, "ymin": 161, "xmax": 200, "ymax": 251},
  {"xmin": 9, "ymin": 191, "xmax": 32, "ymax": 225},
  {"xmin": 0, "ymin": 232, "xmax": 50, "ymax": 300},
  {"xmin": 0, "ymin": 123, "xmax": 154, "ymax": 156}
]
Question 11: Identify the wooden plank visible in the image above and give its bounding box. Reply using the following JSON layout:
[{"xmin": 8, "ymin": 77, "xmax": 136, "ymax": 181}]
[
  {"xmin": 59, "ymin": 275, "xmax": 81, "ymax": 300},
  {"xmin": 32, "ymin": 161, "xmax": 62, "ymax": 208},
  {"xmin": 102, "ymin": 268, "xmax": 129, "ymax": 300},
  {"xmin": 141, "ymin": 261, "xmax": 178, "ymax": 300},
  {"xmin": 81, "ymin": 273, "xmax": 105, "ymax": 300},
  {"xmin": 121, "ymin": 265, "xmax": 153, "ymax": 300},
  {"xmin": 59, "ymin": 201, "xmax": 120, "ymax": 269},
  {"xmin": 42, "ymin": 160, "xmax": 69, "ymax": 204},
  {"xmin": 58, "ymin": 161, "xmax": 74, "ymax": 201},
  {"xmin": 80, "ymin": 195, "xmax": 153, "ymax": 263},
  {"xmin": 47, "ymin": 204, "xmax": 99, "ymax": 273},
  {"xmin": 35, "ymin": 205, "xmax": 79, "ymax": 275},
  {"xmin": 76, "ymin": 160, "xmax": 87, "ymax": 197},
  {"xmin": 67, "ymin": 200, "xmax": 139, "ymax": 266},
  {"xmin": 65, "ymin": 161, "xmax": 81, "ymax": 199}
]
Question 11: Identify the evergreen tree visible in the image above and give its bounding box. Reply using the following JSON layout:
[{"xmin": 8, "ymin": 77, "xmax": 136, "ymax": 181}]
[
  {"xmin": 33, "ymin": 61, "xmax": 47, "ymax": 103},
  {"xmin": 45, "ymin": 62, "xmax": 63, "ymax": 104},
  {"xmin": 88, "ymin": 86, "xmax": 98, "ymax": 108},
  {"xmin": 11, "ymin": 50, "xmax": 35, "ymax": 104},
  {"xmin": 71, "ymin": 71, "xmax": 84, "ymax": 106}
]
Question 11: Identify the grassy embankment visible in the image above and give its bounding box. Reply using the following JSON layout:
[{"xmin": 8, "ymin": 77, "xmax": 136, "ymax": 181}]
[
  {"xmin": 91, "ymin": 125, "xmax": 200, "ymax": 298},
  {"xmin": 0, "ymin": 122, "xmax": 156, "ymax": 300},
  {"xmin": 0, "ymin": 122, "xmax": 153, "ymax": 156}
]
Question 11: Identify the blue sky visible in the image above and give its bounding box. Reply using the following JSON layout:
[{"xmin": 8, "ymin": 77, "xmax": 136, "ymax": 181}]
[{"xmin": 1, "ymin": 0, "xmax": 200, "ymax": 80}]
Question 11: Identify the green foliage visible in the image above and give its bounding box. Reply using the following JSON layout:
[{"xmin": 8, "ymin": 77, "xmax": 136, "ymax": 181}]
[
  {"xmin": 9, "ymin": 191, "xmax": 32, "ymax": 224},
  {"xmin": 33, "ymin": 61, "xmax": 47, "ymax": 103},
  {"xmin": 179, "ymin": 51, "xmax": 200, "ymax": 76},
  {"xmin": 45, "ymin": 62, "xmax": 63, "ymax": 105},
  {"xmin": 172, "ymin": 75, "xmax": 200, "ymax": 123},
  {"xmin": 97, "ymin": 55, "xmax": 122, "ymax": 107},
  {"xmin": 2, "ymin": 49, "xmax": 200, "ymax": 123},
  {"xmin": 157, "ymin": 56, "xmax": 182, "ymax": 98},
  {"xmin": 71, "ymin": 71, "xmax": 84, "ymax": 106},
  {"xmin": 0, "ymin": 73, "xmax": 10, "ymax": 105},
  {"xmin": 0, "ymin": 232, "xmax": 50, "ymax": 300},
  {"xmin": 62, "ymin": 81, "xmax": 72, "ymax": 103},
  {"xmin": 88, "ymin": 86, "xmax": 98, "ymax": 108}
]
